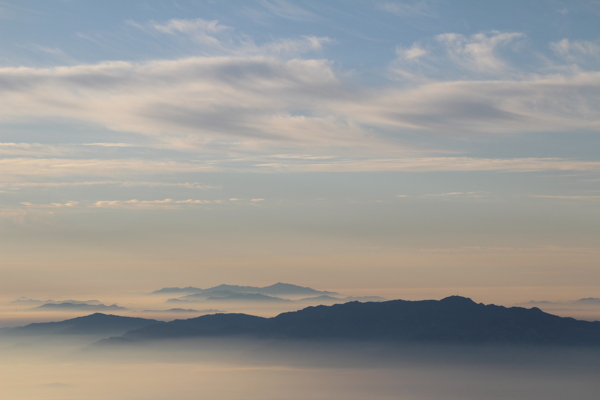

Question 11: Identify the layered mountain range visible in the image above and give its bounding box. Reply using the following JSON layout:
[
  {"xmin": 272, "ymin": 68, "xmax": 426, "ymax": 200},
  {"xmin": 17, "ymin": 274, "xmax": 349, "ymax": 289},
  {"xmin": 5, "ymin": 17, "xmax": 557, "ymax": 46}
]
[
  {"xmin": 5, "ymin": 296, "xmax": 600, "ymax": 347},
  {"xmin": 151, "ymin": 282, "xmax": 338, "ymax": 297},
  {"xmin": 153, "ymin": 282, "xmax": 385, "ymax": 304}
]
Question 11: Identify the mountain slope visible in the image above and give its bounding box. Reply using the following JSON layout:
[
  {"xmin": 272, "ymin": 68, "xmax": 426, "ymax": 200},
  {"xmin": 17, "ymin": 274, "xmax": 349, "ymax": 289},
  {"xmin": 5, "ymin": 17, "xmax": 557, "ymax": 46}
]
[
  {"xmin": 263, "ymin": 296, "xmax": 600, "ymax": 344},
  {"xmin": 113, "ymin": 296, "xmax": 600, "ymax": 345},
  {"xmin": 1, "ymin": 313, "xmax": 161, "ymax": 336},
  {"xmin": 119, "ymin": 313, "xmax": 267, "ymax": 340},
  {"xmin": 150, "ymin": 287, "xmax": 203, "ymax": 295}
]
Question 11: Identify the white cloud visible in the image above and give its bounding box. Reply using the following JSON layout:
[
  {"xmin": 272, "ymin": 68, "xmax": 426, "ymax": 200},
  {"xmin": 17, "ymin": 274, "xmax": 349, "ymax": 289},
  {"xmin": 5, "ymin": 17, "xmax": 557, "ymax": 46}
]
[
  {"xmin": 551, "ymin": 39, "xmax": 600, "ymax": 63},
  {"xmin": 533, "ymin": 195, "xmax": 600, "ymax": 201},
  {"xmin": 391, "ymin": 31, "xmax": 527, "ymax": 81},
  {"xmin": 150, "ymin": 18, "xmax": 231, "ymax": 46},
  {"xmin": 0, "ymin": 57, "xmax": 347, "ymax": 148},
  {"xmin": 436, "ymin": 31, "xmax": 524, "ymax": 74},
  {"xmin": 342, "ymin": 71, "xmax": 600, "ymax": 135},
  {"xmin": 134, "ymin": 17, "xmax": 332, "ymax": 57},
  {"xmin": 82, "ymin": 143, "xmax": 137, "ymax": 147},
  {"xmin": 3, "ymin": 52, "xmax": 600, "ymax": 153},
  {"xmin": 2, "ymin": 154, "xmax": 600, "ymax": 179},
  {"xmin": 252, "ymin": 157, "xmax": 600, "ymax": 173},
  {"xmin": 2, "ymin": 29, "xmax": 600, "ymax": 166},
  {"xmin": 397, "ymin": 44, "xmax": 428, "ymax": 61},
  {"xmin": 0, "ymin": 143, "xmax": 67, "ymax": 157},
  {"xmin": 0, "ymin": 158, "xmax": 216, "ymax": 181},
  {"xmin": 0, "ymin": 181, "xmax": 216, "ymax": 189},
  {"xmin": 12, "ymin": 198, "xmax": 225, "ymax": 211},
  {"xmin": 93, "ymin": 198, "xmax": 219, "ymax": 209},
  {"xmin": 94, "ymin": 199, "xmax": 176, "ymax": 209},
  {"xmin": 21, "ymin": 201, "xmax": 79, "ymax": 208}
]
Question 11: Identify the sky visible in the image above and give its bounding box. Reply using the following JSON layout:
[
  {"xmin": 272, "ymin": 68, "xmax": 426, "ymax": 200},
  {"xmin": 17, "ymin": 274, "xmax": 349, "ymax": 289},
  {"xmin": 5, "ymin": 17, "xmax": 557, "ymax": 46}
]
[{"xmin": 1, "ymin": 0, "xmax": 600, "ymax": 303}]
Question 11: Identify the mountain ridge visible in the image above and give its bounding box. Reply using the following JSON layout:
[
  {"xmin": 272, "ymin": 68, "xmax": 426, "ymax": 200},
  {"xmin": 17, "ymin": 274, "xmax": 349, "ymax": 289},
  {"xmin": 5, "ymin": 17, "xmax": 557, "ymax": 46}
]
[
  {"xmin": 151, "ymin": 282, "xmax": 338, "ymax": 297},
  {"xmin": 98, "ymin": 296, "xmax": 600, "ymax": 346},
  {"xmin": 9, "ymin": 296, "xmax": 600, "ymax": 346},
  {"xmin": 1, "ymin": 313, "xmax": 161, "ymax": 336}
]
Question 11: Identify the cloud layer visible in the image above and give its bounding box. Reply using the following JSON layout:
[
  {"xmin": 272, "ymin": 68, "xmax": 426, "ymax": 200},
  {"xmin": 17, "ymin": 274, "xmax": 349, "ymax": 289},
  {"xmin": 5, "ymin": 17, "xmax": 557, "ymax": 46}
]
[{"xmin": 2, "ymin": 33, "xmax": 600, "ymax": 160}]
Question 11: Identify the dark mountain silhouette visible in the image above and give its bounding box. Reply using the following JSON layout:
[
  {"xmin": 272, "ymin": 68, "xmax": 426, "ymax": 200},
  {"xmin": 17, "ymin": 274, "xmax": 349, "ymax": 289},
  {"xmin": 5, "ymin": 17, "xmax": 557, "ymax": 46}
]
[
  {"xmin": 150, "ymin": 286, "xmax": 203, "ymax": 295},
  {"xmin": 32, "ymin": 302, "xmax": 127, "ymax": 312},
  {"xmin": 298, "ymin": 295, "xmax": 387, "ymax": 304},
  {"xmin": 343, "ymin": 296, "xmax": 387, "ymax": 302},
  {"xmin": 151, "ymin": 283, "xmax": 337, "ymax": 297},
  {"xmin": 223, "ymin": 282, "xmax": 337, "ymax": 296},
  {"xmin": 102, "ymin": 296, "xmax": 600, "ymax": 346},
  {"xmin": 179, "ymin": 290, "xmax": 238, "ymax": 299},
  {"xmin": 117, "ymin": 313, "xmax": 266, "ymax": 341},
  {"xmin": 50, "ymin": 300, "xmax": 102, "ymax": 305},
  {"xmin": 1, "ymin": 313, "xmax": 161, "ymax": 336},
  {"xmin": 170, "ymin": 291, "xmax": 290, "ymax": 303},
  {"xmin": 204, "ymin": 293, "xmax": 291, "ymax": 303}
]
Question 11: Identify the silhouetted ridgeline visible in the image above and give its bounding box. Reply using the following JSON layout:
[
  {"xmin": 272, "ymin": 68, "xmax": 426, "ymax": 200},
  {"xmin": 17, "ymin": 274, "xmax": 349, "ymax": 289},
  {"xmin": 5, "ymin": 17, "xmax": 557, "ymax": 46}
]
[
  {"xmin": 1, "ymin": 313, "xmax": 161, "ymax": 336},
  {"xmin": 98, "ymin": 296, "xmax": 600, "ymax": 346},
  {"xmin": 6, "ymin": 297, "xmax": 600, "ymax": 346},
  {"xmin": 151, "ymin": 282, "xmax": 338, "ymax": 296}
]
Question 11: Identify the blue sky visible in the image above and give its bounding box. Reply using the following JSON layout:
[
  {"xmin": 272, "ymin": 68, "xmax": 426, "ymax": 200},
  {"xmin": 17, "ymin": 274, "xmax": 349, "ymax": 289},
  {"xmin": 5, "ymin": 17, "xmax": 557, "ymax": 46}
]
[{"xmin": 1, "ymin": 1, "xmax": 600, "ymax": 302}]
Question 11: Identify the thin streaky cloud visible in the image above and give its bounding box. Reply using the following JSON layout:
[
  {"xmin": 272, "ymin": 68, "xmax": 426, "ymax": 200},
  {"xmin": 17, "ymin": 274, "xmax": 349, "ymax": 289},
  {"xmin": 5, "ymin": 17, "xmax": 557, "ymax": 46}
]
[
  {"xmin": 2, "ymin": 156, "xmax": 600, "ymax": 179},
  {"xmin": 253, "ymin": 157, "xmax": 600, "ymax": 173},
  {"xmin": 21, "ymin": 201, "xmax": 78, "ymax": 208},
  {"xmin": 0, "ymin": 181, "xmax": 217, "ymax": 189},
  {"xmin": 533, "ymin": 195, "xmax": 600, "ymax": 200}
]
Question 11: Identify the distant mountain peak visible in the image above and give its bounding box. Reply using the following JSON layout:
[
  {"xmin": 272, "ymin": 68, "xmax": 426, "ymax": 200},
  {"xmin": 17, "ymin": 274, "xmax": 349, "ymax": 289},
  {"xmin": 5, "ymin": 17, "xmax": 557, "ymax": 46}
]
[
  {"xmin": 152, "ymin": 282, "xmax": 338, "ymax": 298},
  {"xmin": 440, "ymin": 295, "xmax": 477, "ymax": 304}
]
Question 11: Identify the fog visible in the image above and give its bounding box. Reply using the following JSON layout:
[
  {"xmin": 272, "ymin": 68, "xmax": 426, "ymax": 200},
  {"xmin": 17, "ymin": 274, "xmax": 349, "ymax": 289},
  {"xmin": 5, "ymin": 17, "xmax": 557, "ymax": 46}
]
[
  {"xmin": 0, "ymin": 293, "xmax": 315, "ymax": 329},
  {"xmin": 3, "ymin": 290, "xmax": 600, "ymax": 400},
  {"xmin": 2, "ymin": 333, "xmax": 600, "ymax": 400}
]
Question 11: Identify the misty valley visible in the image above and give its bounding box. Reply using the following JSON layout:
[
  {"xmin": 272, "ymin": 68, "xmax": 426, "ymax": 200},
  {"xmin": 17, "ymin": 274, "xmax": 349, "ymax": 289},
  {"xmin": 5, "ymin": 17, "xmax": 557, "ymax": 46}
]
[{"xmin": 2, "ymin": 289, "xmax": 600, "ymax": 400}]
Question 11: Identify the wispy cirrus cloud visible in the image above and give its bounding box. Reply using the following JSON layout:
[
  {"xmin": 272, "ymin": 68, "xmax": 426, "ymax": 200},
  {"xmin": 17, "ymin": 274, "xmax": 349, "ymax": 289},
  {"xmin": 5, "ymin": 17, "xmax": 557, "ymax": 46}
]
[
  {"xmin": 550, "ymin": 39, "xmax": 600, "ymax": 64},
  {"xmin": 254, "ymin": 157, "xmax": 600, "ymax": 173},
  {"xmin": 533, "ymin": 195, "xmax": 600, "ymax": 201},
  {"xmin": 21, "ymin": 201, "xmax": 79, "ymax": 208},
  {"xmin": 2, "ymin": 51, "xmax": 600, "ymax": 155},
  {"xmin": 130, "ymin": 17, "xmax": 333, "ymax": 57},
  {"xmin": 16, "ymin": 197, "xmax": 265, "ymax": 211},
  {"xmin": 1, "ymin": 181, "xmax": 216, "ymax": 189},
  {"xmin": 436, "ymin": 31, "xmax": 525, "ymax": 75},
  {"xmin": 392, "ymin": 31, "xmax": 526, "ymax": 80},
  {"xmin": 93, "ymin": 198, "xmax": 217, "ymax": 209},
  {"xmin": 1, "ymin": 156, "xmax": 600, "ymax": 179},
  {"xmin": 0, "ymin": 158, "xmax": 216, "ymax": 181}
]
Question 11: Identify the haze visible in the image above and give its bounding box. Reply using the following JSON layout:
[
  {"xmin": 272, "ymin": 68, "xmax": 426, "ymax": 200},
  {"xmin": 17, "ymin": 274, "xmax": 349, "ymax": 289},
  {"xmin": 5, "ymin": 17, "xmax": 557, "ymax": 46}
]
[{"xmin": 1, "ymin": 1, "xmax": 600, "ymax": 399}]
